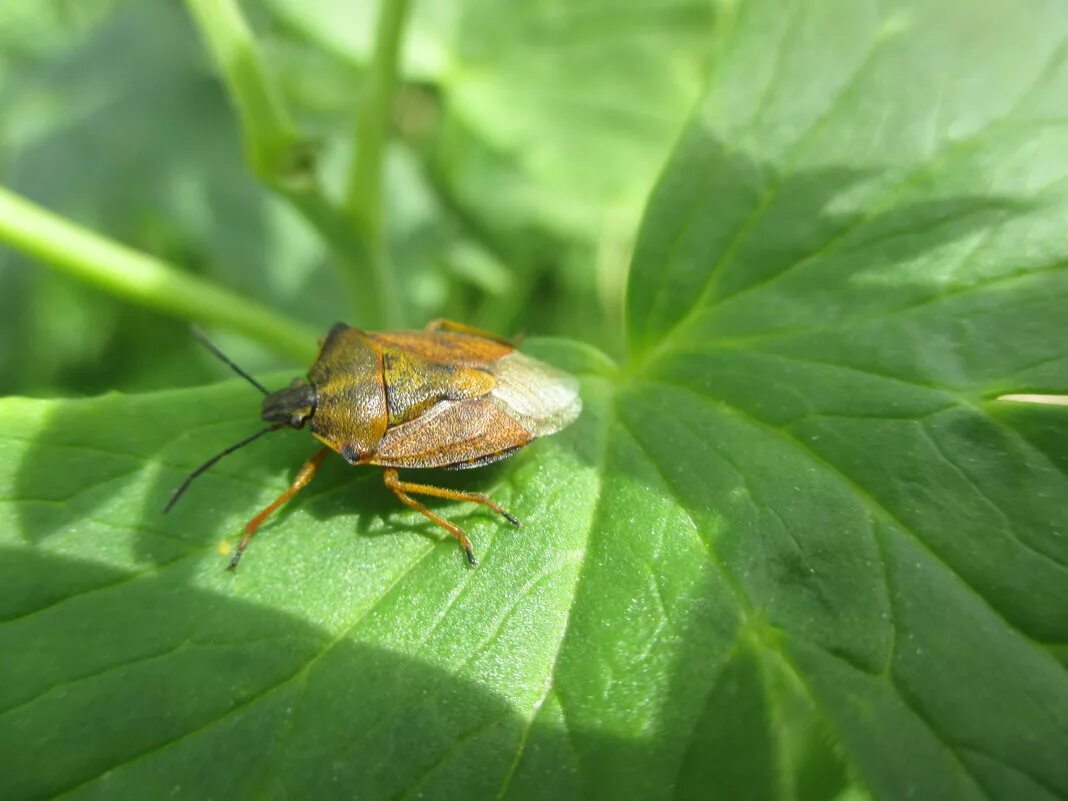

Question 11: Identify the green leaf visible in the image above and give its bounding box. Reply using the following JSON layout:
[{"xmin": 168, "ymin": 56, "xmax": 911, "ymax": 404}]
[
  {"xmin": 622, "ymin": 0, "xmax": 1068, "ymax": 797},
  {"xmin": 442, "ymin": 0, "xmax": 718, "ymax": 226},
  {"xmin": 3, "ymin": 1, "xmax": 1068, "ymax": 800},
  {"xmin": 0, "ymin": 354, "xmax": 611, "ymax": 800}
]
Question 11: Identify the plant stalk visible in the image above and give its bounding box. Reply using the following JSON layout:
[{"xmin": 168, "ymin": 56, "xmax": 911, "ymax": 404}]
[
  {"xmin": 0, "ymin": 186, "xmax": 318, "ymax": 362},
  {"xmin": 344, "ymin": 0, "xmax": 412, "ymax": 328},
  {"xmin": 183, "ymin": 0, "xmax": 310, "ymax": 189},
  {"xmin": 183, "ymin": 0, "xmax": 407, "ymax": 327}
]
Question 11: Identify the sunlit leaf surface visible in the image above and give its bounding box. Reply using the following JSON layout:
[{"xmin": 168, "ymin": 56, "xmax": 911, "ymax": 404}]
[{"xmin": 2, "ymin": 0, "xmax": 1067, "ymax": 799}]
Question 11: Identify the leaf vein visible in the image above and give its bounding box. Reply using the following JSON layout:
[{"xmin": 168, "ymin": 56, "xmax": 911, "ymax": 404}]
[
  {"xmin": 700, "ymin": 37, "xmax": 1068, "ymax": 315},
  {"xmin": 650, "ymin": 378, "xmax": 1061, "ymax": 658},
  {"xmin": 495, "ymin": 396, "xmax": 616, "ymax": 800},
  {"xmin": 919, "ymin": 421, "xmax": 1068, "ymax": 573}
]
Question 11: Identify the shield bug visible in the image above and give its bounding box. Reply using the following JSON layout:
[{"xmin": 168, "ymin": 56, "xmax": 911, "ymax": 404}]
[{"xmin": 164, "ymin": 320, "xmax": 581, "ymax": 569}]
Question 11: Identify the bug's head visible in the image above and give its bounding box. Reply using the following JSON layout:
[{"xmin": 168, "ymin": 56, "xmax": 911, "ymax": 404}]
[
  {"xmin": 261, "ymin": 379, "xmax": 318, "ymax": 429},
  {"xmin": 166, "ymin": 327, "xmax": 315, "ymax": 515}
]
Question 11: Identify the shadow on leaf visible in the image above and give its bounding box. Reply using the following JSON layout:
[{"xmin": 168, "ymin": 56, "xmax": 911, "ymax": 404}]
[{"xmin": 0, "ymin": 547, "xmax": 619, "ymax": 800}]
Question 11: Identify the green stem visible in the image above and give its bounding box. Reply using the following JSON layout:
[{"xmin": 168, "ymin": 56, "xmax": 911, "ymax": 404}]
[
  {"xmin": 183, "ymin": 0, "xmax": 310, "ymax": 189},
  {"xmin": 183, "ymin": 0, "xmax": 401, "ymax": 326},
  {"xmin": 344, "ymin": 0, "xmax": 412, "ymax": 328},
  {"xmin": 0, "ymin": 186, "xmax": 318, "ymax": 362}
]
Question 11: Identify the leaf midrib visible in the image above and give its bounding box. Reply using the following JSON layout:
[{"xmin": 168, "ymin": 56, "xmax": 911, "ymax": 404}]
[
  {"xmin": 641, "ymin": 376, "xmax": 1065, "ymax": 658},
  {"xmin": 622, "ymin": 377, "xmax": 1039, "ymax": 799}
]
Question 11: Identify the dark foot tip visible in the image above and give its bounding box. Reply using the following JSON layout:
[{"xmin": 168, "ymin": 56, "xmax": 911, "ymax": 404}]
[
  {"xmin": 503, "ymin": 511, "xmax": 521, "ymax": 527},
  {"xmin": 225, "ymin": 551, "xmax": 243, "ymax": 572},
  {"xmin": 464, "ymin": 547, "xmax": 478, "ymax": 567}
]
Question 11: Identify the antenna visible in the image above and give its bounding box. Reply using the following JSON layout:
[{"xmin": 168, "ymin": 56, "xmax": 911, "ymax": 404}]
[
  {"xmin": 163, "ymin": 424, "xmax": 282, "ymax": 513},
  {"xmin": 192, "ymin": 325, "xmax": 269, "ymax": 395}
]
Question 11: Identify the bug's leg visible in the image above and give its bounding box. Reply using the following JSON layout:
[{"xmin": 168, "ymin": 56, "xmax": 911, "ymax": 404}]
[
  {"xmin": 384, "ymin": 474, "xmax": 521, "ymax": 527},
  {"xmin": 228, "ymin": 447, "xmax": 330, "ymax": 571},
  {"xmin": 383, "ymin": 468, "xmax": 480, "ymax": 566},
  {"xmin": 424, "ymin": 318, "xmax": 523, "ymax": 347}
]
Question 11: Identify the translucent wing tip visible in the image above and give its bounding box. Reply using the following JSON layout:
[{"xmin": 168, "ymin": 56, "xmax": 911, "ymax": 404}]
[{"xmin": 489, "ymin": 352, "xmax": 582, "ymax": 437}]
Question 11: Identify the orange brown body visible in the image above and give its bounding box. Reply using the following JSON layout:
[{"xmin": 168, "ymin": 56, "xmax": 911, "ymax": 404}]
[{"xmin": 166, "ymin": 319, "xmax": 582, "ymax": 568}]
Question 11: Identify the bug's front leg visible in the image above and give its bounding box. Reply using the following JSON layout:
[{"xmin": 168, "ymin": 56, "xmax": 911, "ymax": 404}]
[
  {"xmin": 229, "ymin": 447, "xmax": 330, "ymax": 571},
  {"xmin": 383, "ymin": 468, "xmax": 520, "ymax": 565}
]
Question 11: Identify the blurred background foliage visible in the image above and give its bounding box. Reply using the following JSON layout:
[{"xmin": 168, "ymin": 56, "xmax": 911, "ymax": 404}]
[{"xmin": 0, "ymin": 0, "xmax": 718, "ymax": 397}]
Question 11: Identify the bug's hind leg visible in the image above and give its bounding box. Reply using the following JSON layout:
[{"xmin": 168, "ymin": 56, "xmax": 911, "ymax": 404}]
[
  {"xmin": 385, "ymin": 471, "xmax": 521, "ymax": 527},
  {"xmin": 229, "ymin": 447, "xmax": 329, "ymax": 571},
  {"xmin": 384, "ymin": 469, "xmax": 477, "ymax": 565},
  {"xmin": 383, "ymin": 468, "xmax": 519, "ymax": 565}
]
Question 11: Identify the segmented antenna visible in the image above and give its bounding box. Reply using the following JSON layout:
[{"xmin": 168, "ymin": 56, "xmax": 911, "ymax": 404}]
[
  {"xmin": 192, "ymin": 325, "xmax": 269, "ymax": 395},
  {"xmin": 163, "ymin": 424, "xmax": 282, "ymax": 513}
]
